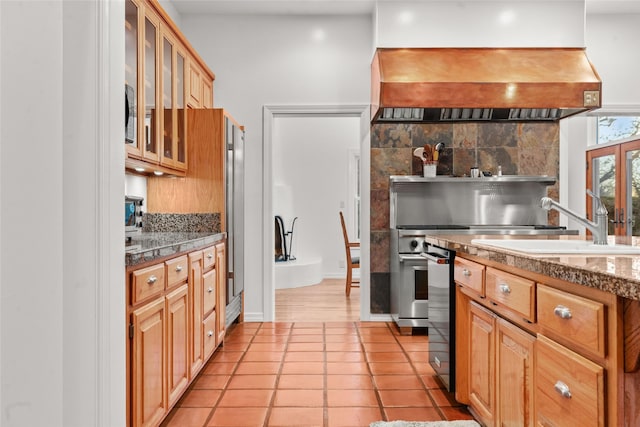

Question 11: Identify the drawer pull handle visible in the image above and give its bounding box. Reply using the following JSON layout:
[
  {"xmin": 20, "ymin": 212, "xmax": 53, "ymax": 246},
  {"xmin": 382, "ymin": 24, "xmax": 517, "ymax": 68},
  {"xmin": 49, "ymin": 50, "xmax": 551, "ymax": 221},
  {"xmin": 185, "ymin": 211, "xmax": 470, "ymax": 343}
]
[
  {"xmin": 147, "ymin": 275, "xmax": 157, "ymax": 284},
  {"xmin": 175, "ymin": 265, "xmax": 183, "ymax": 272},
  {"xmin": 207, "ymin": 287, "xmax": 214, "ymax": 293},
  {"xmin": 207, "ymin": 253, "xmax": 214, "ymax": 259},
  {"xmin": 554, "ymin": 381, "xmax": 572, "ymax": 399},
  {"xmin": 554, "ymin": 305, "xmax": 572, "ymax": 319},
  {"xmin": 207, "ymin": 330, "xmax": 214, "ymax": 337},
  {"xmin": 499, "ymin": 284, "xmax": 511, "ymax": 294},
  {"xmin": 462, "ymin": 268, "xmax": 471, "ymax": 277}
]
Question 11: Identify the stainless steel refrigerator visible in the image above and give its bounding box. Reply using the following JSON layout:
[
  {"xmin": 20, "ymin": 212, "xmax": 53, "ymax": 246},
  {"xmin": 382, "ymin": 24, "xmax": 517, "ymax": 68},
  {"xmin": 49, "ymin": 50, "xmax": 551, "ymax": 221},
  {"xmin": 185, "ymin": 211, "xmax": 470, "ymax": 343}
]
[{"xmin": 225, "ymin": 114, "xmax": 244, "ymax": 326}]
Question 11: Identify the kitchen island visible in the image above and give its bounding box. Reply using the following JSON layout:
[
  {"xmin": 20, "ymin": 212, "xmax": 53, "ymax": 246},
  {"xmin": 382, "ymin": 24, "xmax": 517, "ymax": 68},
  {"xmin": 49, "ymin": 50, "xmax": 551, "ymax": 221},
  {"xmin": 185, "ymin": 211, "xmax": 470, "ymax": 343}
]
[{"xmin": 427, "ymin": 234, "xmax": 640, "ymax": 427}]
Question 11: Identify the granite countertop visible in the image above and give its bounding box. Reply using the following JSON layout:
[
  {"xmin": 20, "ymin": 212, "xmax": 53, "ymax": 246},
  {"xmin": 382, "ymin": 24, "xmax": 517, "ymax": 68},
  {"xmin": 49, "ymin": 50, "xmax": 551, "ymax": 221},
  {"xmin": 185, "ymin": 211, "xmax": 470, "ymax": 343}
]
[
  {"xmin": 126, "ymin": 231, "xmax": 226, "ymax": 268},
  {"xmin": 425, "ymin": 234, "xmax": 640, "ymax": 301}
]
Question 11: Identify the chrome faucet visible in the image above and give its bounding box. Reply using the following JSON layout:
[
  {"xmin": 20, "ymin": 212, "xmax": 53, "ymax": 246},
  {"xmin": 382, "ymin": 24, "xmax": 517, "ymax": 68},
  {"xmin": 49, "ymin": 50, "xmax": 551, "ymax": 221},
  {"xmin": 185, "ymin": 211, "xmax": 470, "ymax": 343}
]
[{"xmin": 540, "ymin": 190, "xmax": 609, "ymax": 245}]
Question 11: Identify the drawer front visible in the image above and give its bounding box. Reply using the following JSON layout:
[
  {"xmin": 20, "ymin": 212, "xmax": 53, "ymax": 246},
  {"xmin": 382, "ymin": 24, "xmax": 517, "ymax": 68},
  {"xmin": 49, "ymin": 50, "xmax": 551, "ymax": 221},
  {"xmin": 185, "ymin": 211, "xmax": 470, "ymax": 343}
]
[
  {"xmin": 537, "ymin": 284, "xmax": 606, "ymax": 357},
  {"xmin": 203, "ymin": 245, "xmax": 216, "ymax": 270},
  {"xmin": 202, "ymin": 269, "xmax": 216, "ymax": 315},
  {"xmin": 166, "ymin": 255, "xmax": 188, "ymax": 289},
  {"xmin": 132, "ymin": 263, "xmax": 165, "ymax": 304},
  {"xmin": 486, "ymin": 267, "xmax": 535, "ymax": 322},
  {"xmin": 535, "ymin": 335, "xmax": 604, "ymax": 427},
  {"xmin": 454, "ymin": 258, "xmax": 485, "ymax": 295},
  {"xmin": 203, "ymin": 310, "xmax": 217, "ymax": 358}
]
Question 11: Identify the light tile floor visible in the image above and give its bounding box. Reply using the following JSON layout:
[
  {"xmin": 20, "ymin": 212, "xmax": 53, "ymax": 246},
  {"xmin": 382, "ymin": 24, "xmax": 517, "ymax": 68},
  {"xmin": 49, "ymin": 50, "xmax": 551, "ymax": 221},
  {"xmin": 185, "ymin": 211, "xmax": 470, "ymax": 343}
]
[{"xmin": 161, "ymin": 321, "xmax": 474, "ymax": 427}]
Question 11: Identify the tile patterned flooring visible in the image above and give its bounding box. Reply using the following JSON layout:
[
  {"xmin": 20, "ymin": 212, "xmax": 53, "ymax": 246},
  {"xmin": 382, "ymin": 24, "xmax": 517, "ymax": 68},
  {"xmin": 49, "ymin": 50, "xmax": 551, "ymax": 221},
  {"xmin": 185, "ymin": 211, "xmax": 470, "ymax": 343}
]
[{"xmin": 161, "ymin": 321, "xmax": 474, "ymax": 427}]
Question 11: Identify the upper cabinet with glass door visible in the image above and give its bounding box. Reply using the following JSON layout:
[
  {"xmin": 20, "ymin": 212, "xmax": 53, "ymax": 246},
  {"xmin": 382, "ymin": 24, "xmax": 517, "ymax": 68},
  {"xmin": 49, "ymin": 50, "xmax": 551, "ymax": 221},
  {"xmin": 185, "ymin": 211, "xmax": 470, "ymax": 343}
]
[{"xmin": 124, "ymin": 0, "xmax": 214, "ymax": 177}]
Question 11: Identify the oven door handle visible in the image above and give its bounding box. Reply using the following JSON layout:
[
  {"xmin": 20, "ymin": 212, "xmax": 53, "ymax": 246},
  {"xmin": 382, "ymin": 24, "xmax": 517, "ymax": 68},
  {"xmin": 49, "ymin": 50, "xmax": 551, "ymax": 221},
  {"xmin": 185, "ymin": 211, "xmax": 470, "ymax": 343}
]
[
  {"xmin": 421, "ymin": 252, "xmax": 450, "ymax": 264},
  {"xmin": 398, "ymin": 254, "xmax": 427, "ymax": 263}
]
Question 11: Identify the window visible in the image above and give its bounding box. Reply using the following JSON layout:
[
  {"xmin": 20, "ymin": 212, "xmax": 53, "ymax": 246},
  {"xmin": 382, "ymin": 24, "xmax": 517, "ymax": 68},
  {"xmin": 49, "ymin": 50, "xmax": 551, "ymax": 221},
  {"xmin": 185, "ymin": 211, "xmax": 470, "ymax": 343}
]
[{"xmin": 597, "ymin": 116, "xmax": 640, "ymax": 144}]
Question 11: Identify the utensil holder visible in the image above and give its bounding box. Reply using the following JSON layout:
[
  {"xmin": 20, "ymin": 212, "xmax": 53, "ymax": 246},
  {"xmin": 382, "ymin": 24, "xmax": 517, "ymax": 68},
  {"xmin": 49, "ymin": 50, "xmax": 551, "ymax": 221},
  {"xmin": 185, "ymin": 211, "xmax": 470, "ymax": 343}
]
[{"xmin": 423, "ymin": 161, "xmax": 437, "ymax": 178}]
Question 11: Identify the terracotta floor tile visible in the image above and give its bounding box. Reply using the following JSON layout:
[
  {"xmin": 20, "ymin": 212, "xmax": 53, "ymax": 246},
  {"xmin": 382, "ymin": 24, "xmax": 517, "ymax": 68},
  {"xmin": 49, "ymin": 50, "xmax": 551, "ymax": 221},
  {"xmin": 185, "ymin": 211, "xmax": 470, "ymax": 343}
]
[
  {"xmin": 286, "ymin": 342, "xmax": 324, "ymax": 352},
  {"xmin": 327, "ymin": 389, "xmax": 379, "ymax": 407},
  {"xmin": 357, "ymin": 321, "xmax": 391, "ymax": 329},
  {"xmin": 292, "ymin": 321, "xmax": 326, "ymax": 328},
  {"xmin": 288, "ymin": 334, "xmax": 324, "ymax": 343},
  {"xmin": 359, "ymin": 334, "xmax": 397, "ymax": 343},
  {"xmin": 284, "ymin": 351, "xmax": 324, "ymax": 362},
  {"xmin": 429, "ymin": 388, "xmax": 463, "ymax": 407},
  {"xmin": 277, "ymin": 374, "xmax": 324, "ymax": 389},
  {"xmin": 260, "ymin": 322, "xmax": 293, "ymax": 329},
  {"xmin": 373, "ymin": 374, "xmax": 424, "ymax": 390},
  {"xmin": 242, "ymin": 351, "xmax": 284, "ymax": 362},
  {"xmin": 324, "ymin": 327, "xmax": 358, "ymax": 335},
  {"xmin": 326, "ymin": 362, "xmax": 370, "ymax": 375},
  {"xmin": 325, "ymin": 342, "xmax": 362, "ymax": 352},
  {"xmin": 202, "ymin": 362, "xmax": 237, "ymax": 375},
  {"xmin": 384, "ymin": 407, "xmax": 442, "ymax": 422},
  {"xmin": 324, "ymin": 334, "xmax": 360, "ymax": 343},
  {"xmin": 378, "ymin": 389, "xmax": 432, "ymax": 407},
  {"xmin": 251, "ymin": 335, "xmax": 290, "ymax": 344},
  {"xmin": 226, "ymin": 374, "xmax": 277, "ymax": 389},
  {"xmin": 400, "ymin": 342, "xmax": 429, "ymax": 352},
  {"xmin": 440, "ymin": 406, "xmax": 476, "ymax": 421},
  {"xmin": 290, "ymin": 327, "xmax": 323, "ymax": 335},
  {"xmin": 396, "ymin": 334, "xmax": 428, "ymax": 343},
  {"xmin": 247, "ymin": 342, "xmax": 288, "ymax": 352},
  {"xmin": 326, "ymin": 374, "xmax": 374, "ymax": 390},
  {"xmin": 325, "ymin": 321, "xmax": 357, "ymax": 328},
  {"xmin": 178, "ymin": 389, "xmax": 222, "ymax": 407},
  {"xmin": 273, "ymin": 389, "xmax": 324, "ymax": 406},
  {"xmin": 256, "ymin": 327, "xmax": 291, "ymax": 335},
  {"xmin": 207, "ymin": 407, "xmax": 268, "ymax": 426},
  {"xmin": 223, "ymin": 334, "xmax": 253, "ymax": 343},
  {"xmin": 280, "ymin": 361, "xmax": 324, "ymax": 375},
  {"xmin": 369, "ymin": 362, "xmax": 415, "ymax": 375},
  {"xmin": 327, "ymin": 407, "xmax": 382, "ymax": 427},
  {"xmin": 218, "ymin": 342, "xmax": 250, "ymax": 352},
  {"xmin": 406, "ymin": 351, "xmax": 430, "ymax": 363},
  {"xmin": 192, "ymin": 375, "xmax": 230, "ymax": 390},
  {"xmin": 362, "ymin": 342, "xmax": 402, "ymax": 353},
  {"xmin": 268, "ymin": 407, "xmax": 324, "ymax": 426},
  {"xmin": 210, "ymin": 351, "xmax": 244, "ymax": 363},
  {"xmin": 413, "ymin": 362, "xmax": 437, "ymax": 375},
  {"xmin": 420, "ymin": 374, "xmax": 445, "ymax": 389},
  {"xmin": 162, "ymin": 407, "xmax": 212, "ymax": 427},
  {"xmin": 235, "ymin": 361, "xmax": 281, "ymax": 375},
  {"xmin": 325, "ymin": 351, "xmax": 364, "ymax": 362},
  {"xmin": 366, "ymin": 352, "xmax": 408, "ymax": 363},
  {"xmin": 217, "ymin": 389, "xmax": 274, "ymax": 407}
]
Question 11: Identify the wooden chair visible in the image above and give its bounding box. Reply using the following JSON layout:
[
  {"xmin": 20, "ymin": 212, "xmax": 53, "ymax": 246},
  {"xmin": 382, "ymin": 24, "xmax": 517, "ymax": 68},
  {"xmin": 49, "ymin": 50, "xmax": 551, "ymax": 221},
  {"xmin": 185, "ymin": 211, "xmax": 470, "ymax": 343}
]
[{"xmin": 339, "ymin": 211, "xmax": 360, "ymax": 296}]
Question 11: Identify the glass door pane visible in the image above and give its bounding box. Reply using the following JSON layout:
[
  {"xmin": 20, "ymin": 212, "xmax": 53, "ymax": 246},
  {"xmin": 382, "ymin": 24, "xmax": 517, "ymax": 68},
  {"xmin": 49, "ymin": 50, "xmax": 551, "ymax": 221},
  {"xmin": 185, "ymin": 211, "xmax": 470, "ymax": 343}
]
[
  {"xmin": 162, "ymin": 36, "xmax": 173, "ymax": 161},
  {"xmin": 591, "ymin": 154, "xmax": 616, "ymax": 236},
  {"xmin": 625, "ymin": 149, "xmax": 640, "ymax": 235},
  {"xmin": 144, "ymin": 16, "xmax": 158, "ymax": 159},
  {"xmin": 176, "ymin": 52, "xmax": 186, "ymax": 164},
  {"xmin": 125, "ymin": 0, "xmax": 138, "ymax": 151}
]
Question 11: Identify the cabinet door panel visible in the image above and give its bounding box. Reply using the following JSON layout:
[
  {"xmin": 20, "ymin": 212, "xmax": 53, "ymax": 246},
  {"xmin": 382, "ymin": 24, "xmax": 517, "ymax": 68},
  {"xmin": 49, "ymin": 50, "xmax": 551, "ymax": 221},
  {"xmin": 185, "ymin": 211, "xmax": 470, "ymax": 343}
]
[
  {"xmin": 203, "ymin": 269, "xmax": 216, "ymax": 315},
  {"xmin": 132, "ymin": 298, "xmax": 166, "ymax": 427},
  {"xmin": 469, "ymin": 302, "xmax": 496, "ymax": 427},
  {"xmin": 189, "ymin": 253, "xmax": 204, "ymax": 377},
  {"xmin": 216, "ymin": 242, "xmax": 227, "ymax": 344},
  {"xmin": 166, "ymin": 285, "xmax": 189, "ymax": 407}
]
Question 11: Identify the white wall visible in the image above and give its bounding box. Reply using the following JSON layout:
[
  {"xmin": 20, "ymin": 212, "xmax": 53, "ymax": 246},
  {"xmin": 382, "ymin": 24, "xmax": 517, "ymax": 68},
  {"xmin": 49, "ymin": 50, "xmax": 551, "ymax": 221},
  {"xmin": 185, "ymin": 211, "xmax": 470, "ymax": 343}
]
[
  {"xmin": 179, "ymin": 14, "xmax": 372, "ymax": 320},
  {"xmin": 273, "ymin": 116, "xmax": 360, "ymax": 277},
  {"xmin": 375, "ymin": 1, "xmax": 585, "ymax": 47}
]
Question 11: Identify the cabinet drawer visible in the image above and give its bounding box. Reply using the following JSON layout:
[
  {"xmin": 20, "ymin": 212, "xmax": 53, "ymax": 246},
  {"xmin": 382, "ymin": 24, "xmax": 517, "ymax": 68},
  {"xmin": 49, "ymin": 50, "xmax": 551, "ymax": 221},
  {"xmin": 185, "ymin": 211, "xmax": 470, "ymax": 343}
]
[
  {"xmin": 454, "ymin": 258, "xmax": 485, "ymax": 296},
  {"xmin": 535, "ymin": 335, "xmax": 604, "ymax": 427},
  {"xmin": 486, "ymin": 267, "xmax": 535, "ymax": 322},
  {"xmin": 537, "ymin": 284, "xmax": 606, "ymax": 358},
  {"xmin": 203, "ymin": 245, "xmax": 216, "ymax": 270},
  {"xmin": 166, "ymin": 255, "xmax": 188, "ymax": 289},
  {"xmin": 203, "ymin": 310, "xmax": 217, "ymax": 358},
  {"xmin": 132, "ymin": 263, "xmax": 165, "ymax": 304},
  {"xmin": 203, "ymin": 269, "xmax": 216, "ymax": 315}
]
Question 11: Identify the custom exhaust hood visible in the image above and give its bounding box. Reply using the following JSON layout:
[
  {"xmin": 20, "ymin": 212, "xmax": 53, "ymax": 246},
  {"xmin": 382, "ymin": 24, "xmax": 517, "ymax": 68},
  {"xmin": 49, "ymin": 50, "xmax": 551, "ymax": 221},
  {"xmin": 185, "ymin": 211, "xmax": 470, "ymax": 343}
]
[{"xmin": 371, "ymin": 47, "xmax": 602, "ymax": 123}]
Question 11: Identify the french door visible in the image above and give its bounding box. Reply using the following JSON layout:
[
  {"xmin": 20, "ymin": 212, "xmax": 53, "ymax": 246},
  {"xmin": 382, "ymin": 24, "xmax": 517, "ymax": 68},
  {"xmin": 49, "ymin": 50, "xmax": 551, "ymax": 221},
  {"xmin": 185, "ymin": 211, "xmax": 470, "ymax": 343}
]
[{"xmin": 586, "ymin": 138, "xmax": 640, "ymax": 236}]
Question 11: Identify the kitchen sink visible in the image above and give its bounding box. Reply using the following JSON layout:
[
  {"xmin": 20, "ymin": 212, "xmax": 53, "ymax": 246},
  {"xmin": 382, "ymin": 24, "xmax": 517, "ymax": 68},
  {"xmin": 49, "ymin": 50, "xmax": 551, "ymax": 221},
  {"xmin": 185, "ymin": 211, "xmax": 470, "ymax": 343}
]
[{"xmin": 470, "ymin": 238, "xmax": 640, "ymax": 255}]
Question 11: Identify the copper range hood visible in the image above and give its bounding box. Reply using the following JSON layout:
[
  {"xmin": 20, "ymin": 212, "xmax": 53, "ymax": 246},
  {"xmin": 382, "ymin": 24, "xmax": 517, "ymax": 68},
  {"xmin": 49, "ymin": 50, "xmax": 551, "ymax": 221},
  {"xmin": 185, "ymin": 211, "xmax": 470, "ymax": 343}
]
[{"xmin": 371, "ymin": 47, "xmax": 602, "ymax": 123}]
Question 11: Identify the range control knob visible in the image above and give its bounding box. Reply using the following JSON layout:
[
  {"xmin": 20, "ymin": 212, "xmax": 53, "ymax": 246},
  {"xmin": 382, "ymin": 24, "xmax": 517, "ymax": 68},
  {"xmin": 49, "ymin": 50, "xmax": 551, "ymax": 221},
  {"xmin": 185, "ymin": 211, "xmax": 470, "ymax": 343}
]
[{"xmin": 410, "ymin": 240, "xmax": 419, "ymax": 249}]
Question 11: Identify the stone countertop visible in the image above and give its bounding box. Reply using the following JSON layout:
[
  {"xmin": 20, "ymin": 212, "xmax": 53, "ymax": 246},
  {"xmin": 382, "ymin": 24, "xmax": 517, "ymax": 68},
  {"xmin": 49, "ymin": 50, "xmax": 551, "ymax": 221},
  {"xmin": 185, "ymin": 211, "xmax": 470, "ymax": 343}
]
[
  {"xmin": 126, "ymin": 232, "xmax": 226, "ymax": 268},
  {"xmin": 425, "ymin": 234, "xmax": 640, "ymax": 301}
]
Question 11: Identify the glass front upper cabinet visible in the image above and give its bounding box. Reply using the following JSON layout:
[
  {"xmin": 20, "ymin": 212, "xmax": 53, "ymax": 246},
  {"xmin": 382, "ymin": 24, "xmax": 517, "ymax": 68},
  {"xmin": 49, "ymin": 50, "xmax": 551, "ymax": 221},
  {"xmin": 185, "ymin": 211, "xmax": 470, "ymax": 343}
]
[
  {"xmin": 125, "ymin": 0, "xmax": 140, "ymax": 156},
  {"xmin": 143, "ymin": 11, "xmax": 160, "ymax": 162}
]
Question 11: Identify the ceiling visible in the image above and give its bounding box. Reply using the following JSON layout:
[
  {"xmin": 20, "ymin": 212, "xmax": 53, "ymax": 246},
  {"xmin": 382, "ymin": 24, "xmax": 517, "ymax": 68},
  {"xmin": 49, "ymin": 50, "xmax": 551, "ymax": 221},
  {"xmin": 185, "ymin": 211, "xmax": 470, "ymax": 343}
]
[{"xmin": 170, "ymin": 0, "xmax": 640, "ymax": 16}]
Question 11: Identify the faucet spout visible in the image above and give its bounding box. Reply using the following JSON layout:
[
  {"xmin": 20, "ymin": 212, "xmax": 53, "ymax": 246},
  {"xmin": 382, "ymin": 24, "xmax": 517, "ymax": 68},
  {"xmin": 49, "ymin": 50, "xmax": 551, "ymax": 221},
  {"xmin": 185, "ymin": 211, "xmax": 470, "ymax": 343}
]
[{"xmin": 540, "ymin": 192, "xmax": 609, "ymax": 245}]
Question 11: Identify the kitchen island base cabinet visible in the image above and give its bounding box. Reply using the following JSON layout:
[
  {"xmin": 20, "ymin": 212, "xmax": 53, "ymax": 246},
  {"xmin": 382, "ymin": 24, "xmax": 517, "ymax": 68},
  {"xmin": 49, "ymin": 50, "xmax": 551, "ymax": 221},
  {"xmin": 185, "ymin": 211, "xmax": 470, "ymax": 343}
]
[
  {"xmin": 469, "ymin": 302, "xmax": 496, "ymax": 427},
  {"xmin": 166, "ymin": 285, "xmax": 189, "ymax": 408}
]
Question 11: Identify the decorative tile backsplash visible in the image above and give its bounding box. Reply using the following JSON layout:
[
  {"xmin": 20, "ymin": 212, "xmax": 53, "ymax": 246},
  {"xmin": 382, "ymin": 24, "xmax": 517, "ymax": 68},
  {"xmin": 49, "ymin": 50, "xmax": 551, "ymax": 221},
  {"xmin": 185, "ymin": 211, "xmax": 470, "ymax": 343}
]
[
  {"xmin": 143, "ymin": 213, "xmax": 221, "ymax": 233},
  {"xmin": 369, "ymin": 122, "xmax": 560, "ymax": 313}
]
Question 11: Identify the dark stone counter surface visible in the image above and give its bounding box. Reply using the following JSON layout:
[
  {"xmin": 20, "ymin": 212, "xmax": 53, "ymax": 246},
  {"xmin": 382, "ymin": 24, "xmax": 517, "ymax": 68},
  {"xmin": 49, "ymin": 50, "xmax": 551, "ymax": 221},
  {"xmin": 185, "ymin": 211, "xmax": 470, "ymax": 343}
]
[
  {"xmin": 426, "ymin": 234, "xmax": 640, "ymax": 301},
  {"xmin": 126, "ymin": 232, "xmax": 226, "ymax": 268}
]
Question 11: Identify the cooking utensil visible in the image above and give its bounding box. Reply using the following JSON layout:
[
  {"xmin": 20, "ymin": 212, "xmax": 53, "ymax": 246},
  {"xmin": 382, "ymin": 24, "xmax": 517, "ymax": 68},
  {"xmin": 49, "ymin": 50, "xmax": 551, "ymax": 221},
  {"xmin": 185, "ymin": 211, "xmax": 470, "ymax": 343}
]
[
  {"xmin": 423, "ymin": 144, "xmax": 433, "ymax": 161},
  {"xmin": 413, "ymin": 147, "xmax": 425, "ymax": 159},
  {"xmin": 433, "ymin": 143, "xmax": 444, "ymax": 161}
]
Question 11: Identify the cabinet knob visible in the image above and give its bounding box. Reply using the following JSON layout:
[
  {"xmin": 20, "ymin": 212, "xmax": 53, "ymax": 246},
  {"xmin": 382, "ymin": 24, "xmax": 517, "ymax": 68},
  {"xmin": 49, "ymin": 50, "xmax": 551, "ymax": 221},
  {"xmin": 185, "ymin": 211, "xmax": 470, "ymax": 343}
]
[
  {"xmin": 207, "ymin": 253, "xmax": 214, "ymax": 259},
  {"xmin": 147, "ymin": 275, "xmax": 157, "ymax": 284},
  {"xmin": 499, "ymin": 284, "xmax": 511, "ymax": 294},
  {"xmin": 553, "ymin": 305, "xmax": 572, "ymax": 319},
  {"xmin": 462, "ymin": 268, "xmax": 471, "ymax": 277},
  {"xmin": 554, "ymin": 380, "xmax": 572, "ymax": 399},
  {"xmin": 207, "ymin": 287, "xmax": 214, "ymax": 293},
  {"xmin": 207, "ymin": 330, "xmax": 214, "ymax": 337},
  {"xmin": 175, "ymin": 265, "xmax": 183, "ymax": 272}
]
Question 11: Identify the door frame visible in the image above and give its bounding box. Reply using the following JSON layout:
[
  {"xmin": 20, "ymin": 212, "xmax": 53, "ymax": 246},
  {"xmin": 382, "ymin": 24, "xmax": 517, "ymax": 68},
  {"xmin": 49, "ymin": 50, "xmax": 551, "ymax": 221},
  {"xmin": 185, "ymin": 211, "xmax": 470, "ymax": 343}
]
[{"xmin": 262, "ymin": 105, "xmax": 370, "ymax": 322}]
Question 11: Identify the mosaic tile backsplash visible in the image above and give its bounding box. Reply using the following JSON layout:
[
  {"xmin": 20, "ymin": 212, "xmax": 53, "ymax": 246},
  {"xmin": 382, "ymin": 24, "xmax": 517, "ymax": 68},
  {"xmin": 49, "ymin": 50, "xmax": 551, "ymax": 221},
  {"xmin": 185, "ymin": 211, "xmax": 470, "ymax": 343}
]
[
  {"xmin": 143, "ymin": 213, "xmax": 221, "ymax": 233},
  {"xmin": 369, "ymin": 122, "xmax": 560, "ymax": 313}
]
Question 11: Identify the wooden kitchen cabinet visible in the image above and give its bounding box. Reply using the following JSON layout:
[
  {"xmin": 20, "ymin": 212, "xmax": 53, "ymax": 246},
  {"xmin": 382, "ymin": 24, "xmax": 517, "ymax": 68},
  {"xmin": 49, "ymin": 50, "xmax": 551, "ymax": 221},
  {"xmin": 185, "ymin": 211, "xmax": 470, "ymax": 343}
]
[
  {"xmin": 188, "ymin": 251, "xmax": 204, "ymax": 377},
  {"xmin": 469, "ymin": 302, "xmax": 496, "ymax": 427},
  {"xmin": 216, "ymin": 241, "xmax": 227, "ymax": 344},
  {"xmin": 187, "ymin": 61, "xmax": 213, "ymax": 108},
  {"xmin": 166, "ymin": 284, "xmax": 189, "ymax": 407}
]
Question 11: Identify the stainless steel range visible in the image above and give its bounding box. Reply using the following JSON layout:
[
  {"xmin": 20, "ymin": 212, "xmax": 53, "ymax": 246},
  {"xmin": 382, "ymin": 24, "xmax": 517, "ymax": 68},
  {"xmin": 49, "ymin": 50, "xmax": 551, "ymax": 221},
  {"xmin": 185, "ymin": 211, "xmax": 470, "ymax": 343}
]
[{"xmin": 389, "ymin": 175, "xmax": 577, "ymax": 391}]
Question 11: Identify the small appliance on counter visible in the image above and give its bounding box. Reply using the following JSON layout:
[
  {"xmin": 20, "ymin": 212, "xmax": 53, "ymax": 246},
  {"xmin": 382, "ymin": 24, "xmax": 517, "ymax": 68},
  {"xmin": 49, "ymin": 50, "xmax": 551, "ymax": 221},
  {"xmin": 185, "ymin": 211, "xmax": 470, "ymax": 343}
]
[{"xmin": 125, "ymin": 195, "xmax": 144, "ymax": 241}]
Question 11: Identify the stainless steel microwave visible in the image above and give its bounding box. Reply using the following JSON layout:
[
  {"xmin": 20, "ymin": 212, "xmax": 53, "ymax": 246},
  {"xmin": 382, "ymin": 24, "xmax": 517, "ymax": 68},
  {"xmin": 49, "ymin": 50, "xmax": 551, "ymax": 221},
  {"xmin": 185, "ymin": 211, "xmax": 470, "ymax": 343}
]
[{"xmin": 125, "ymin": 196, "xmax": 143, "ymax": 233}]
